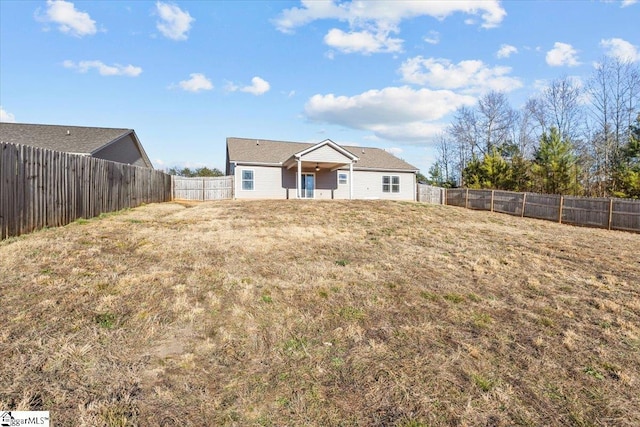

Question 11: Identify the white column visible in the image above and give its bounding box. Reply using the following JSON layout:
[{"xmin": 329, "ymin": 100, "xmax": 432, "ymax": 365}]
[
  {"xmin": 349, "ymin": 161, "xmax": 354, "ymax": 200},
  {"xmin": 297, "ymin": 158, "xmax": 302, "ymax": 199}
]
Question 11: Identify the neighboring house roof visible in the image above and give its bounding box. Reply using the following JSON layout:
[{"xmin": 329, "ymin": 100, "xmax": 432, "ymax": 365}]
[
  {"xmin": 227, "ymin": 137, "xmax": 419, "ymax": 171},
  {"xmin": 0, "ymin": 122, "xmax": 153, "ymax": 168}
]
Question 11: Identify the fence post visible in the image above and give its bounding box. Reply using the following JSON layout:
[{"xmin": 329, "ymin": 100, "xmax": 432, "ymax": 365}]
[
  {"xmin": 521, "ymin": 192, "xmax": 527, "ymax": 218},
  {"xmin": 465, "ymin": 188, "xmax": 469, "ymax": 209},
  {"xmin": 558, "ymin": 196, "xmax": 564, "ymax": 223},
  {"xmin": 490, "ymin": 190, "xmax": 495, "ymax": 212},
  {"xmin": 608, "ymin": 198, "xmax": 614, "ymax": 230}
]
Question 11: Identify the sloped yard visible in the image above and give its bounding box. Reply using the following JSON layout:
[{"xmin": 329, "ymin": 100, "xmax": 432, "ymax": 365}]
[{"xmin": 1, "ymin": 200, "xmax": 639, "ymax": 426}]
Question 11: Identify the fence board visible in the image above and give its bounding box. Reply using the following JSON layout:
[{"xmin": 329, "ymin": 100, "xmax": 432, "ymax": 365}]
[
  {"xmin": 0, "ymin": 142, "xmax": 172, "ymax": 239},
  {"xmin": 172, "ymin": 176, "xmax": 234, "ymax": 201}
]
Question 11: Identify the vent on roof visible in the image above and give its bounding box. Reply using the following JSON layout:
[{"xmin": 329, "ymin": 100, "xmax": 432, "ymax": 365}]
[
  {"xmin": 361, "ymin": 149, "xmax": 365, "ymax": 154},
  {"xmin": 66, "ymin": 130, "xmax": 70, "ymax": 136},
  {"xmin": 256, "ymin": 140, "xmax": 260, "ymax": 145}
]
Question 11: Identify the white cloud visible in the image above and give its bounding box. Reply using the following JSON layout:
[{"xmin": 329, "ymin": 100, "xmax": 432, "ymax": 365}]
[
  {"xmin": 178, "ymin": 73, "xmax": 213, "ymax": 92},
  {"xmin": 0, "ymin": 106, "xmax": 16, "ymax": 123},
  {"xmin": 424, "ymin": 30, "xmax": 440, "ymax": 45},
  {"xmin": 324, "ymin": 28, "xmax": 402, "ymax": 54},
  {"xmin": 242, "ymin": 77, "xmax": 271, "ymax": 95},
  {"xmin": 275, "ymin": 0, "xmax": 505, "ymax": 32},
  {"xmin": 546, "ymin": 42, "xmax": 581, "ymax": 67},
  {"xmin": 497, "ymin": 44, "xmax": 518, "ymax": 58},
  {"xmin": 600, "ymin": 38, "xmax": 640, "ymax": 62},
  {"xmin": 37, "ymin": 0, "xmax": 97, "ymax": 37},
  {"xmin": 63, "ymin": 60, "xmax": 142, "ymax": 76},
  {"xmin": 399, "ymin": 56, "xmax": 522, "ymax": 94},
  {"xmin": 227, "ymin": 77, "xmax": 270, "ymax": 96},
  {"xmin": 622, "ymin": 0, "xmax": 638, "ymax": 7},
  {"xmin": 274, "ymin": 1, "xmax": 505, "ymax": 54},
  {"xmin": 304, "ymin": 86, "xmax": 475, "ymax": 141},
  {"xmin": 155, "ymin": 1, "xmax": 194, "ymax": 41}
]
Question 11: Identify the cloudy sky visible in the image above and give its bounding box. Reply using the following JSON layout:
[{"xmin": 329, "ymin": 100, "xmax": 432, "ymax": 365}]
[{"xmin": 1, "ymin": 0, "xmax": 638, "ymax": 173}]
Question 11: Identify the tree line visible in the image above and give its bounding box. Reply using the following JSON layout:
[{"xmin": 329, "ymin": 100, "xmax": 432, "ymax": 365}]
[
  {"xmin": 166, "ymin": 166, "xmax": 224, "ymax": 177},
  {"xmin": 428, "ymin": 57, "xmax": 640, "ymax": 199}
]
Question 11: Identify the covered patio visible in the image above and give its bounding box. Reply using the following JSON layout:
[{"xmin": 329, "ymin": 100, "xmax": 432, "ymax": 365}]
[{"xmin": 283, "ymin": 140, "xmax": 359, "ymax": 199}]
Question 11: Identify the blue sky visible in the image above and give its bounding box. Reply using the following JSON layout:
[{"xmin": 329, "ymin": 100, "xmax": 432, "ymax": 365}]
[{"xmin": 1, "ymin": 1, "xmax": 639, "ymax": 174}]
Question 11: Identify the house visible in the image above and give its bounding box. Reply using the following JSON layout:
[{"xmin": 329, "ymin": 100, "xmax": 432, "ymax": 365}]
[
  {"xmin": 226, "ymin": 137, "xmax": 419, "ymax": 200},
  {"xmin": 0, "ymin": 122, "xmax": 153, "ymax": 168}
]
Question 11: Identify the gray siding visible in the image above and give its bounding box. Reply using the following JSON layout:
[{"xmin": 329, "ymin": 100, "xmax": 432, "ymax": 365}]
[{"xmin": 93, "ymin": 135, "xmax": 148, "ymax": 167}]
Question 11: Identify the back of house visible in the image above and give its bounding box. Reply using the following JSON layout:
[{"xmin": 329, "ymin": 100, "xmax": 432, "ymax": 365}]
[{"xmin": 226, "ymin": 137, "xmax": 418, "ymax": 200}]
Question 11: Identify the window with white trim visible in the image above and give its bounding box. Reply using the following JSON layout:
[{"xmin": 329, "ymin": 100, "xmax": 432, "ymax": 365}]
[
  {"xmin": 242, "ymin": 169, "xmax": 254, "ymax": 191},
  {"xmin": 382, "ymin": 175, "xmax": 400, "ymax": 193},
  {"xmin": 338, "ymin": 172, "xmax": 348, "ymax": 185}
]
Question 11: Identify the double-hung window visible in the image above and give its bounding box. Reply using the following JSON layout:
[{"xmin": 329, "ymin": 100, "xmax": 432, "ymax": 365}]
[
  {"xmin": 382, "ymin": 175, "xmax": 400, "ymax": 193},
  {"xmin": 242, "ymin": 170, "xmax": 254, "ymax": 191},
  {"xmin": 338, "ymin": 172, "xmax": 348, "ymax": 185}
]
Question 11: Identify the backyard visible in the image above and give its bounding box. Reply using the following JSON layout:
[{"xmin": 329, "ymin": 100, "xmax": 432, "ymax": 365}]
[{"xmin": 0, "ymin": 200, "xmax": 638, "ymax": 426}]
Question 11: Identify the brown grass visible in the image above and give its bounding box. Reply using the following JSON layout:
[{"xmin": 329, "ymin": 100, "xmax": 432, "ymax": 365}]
[{"xmin": 1, "ymin": 200, "xmax": 639, "ymax": 426}]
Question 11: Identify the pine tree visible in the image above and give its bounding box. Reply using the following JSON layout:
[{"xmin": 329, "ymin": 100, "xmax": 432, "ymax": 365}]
[{"xmin": 532, "ymin": 127, "xmax": 579, "ymax": 194}]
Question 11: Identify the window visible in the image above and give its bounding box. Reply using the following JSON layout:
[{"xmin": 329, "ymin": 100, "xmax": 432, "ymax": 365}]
[
  {"xmin": 242, "ymin": 169, "xmax": 254, "ymax": 191},
  {"xmin": 338, "ymin": 173, "xmax": 348, "ymax": 185},
  {"xmin": 382, "ymin": 175, "xmax": 400, "ymax": 193}
]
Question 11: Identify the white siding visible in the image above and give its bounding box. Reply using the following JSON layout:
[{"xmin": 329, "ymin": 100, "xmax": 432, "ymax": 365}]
[
  {"xmin": 335, "ymin": 170, "xmax": 415, "ymax": 201},
  {"xmin": 234, "ymin": 165, "xmax": 288, "ymax": 199},
  {"xmin": 234, "ymin": 165, "xmax": 416, "ymax": 201},
  {"xmin": 302, "ymin": 145, "xmax": 352, "ymax": 163}
]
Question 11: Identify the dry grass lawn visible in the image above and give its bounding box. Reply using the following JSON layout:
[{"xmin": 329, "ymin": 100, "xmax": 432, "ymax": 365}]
[{"xmin": 1, "ymin": 200, "xmax": 639, "ymax": 426}]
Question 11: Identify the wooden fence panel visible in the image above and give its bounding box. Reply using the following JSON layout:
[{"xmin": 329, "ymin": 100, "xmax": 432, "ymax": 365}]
[
  {"xmin": 493, "ymin": 191, "xmax": 524, "ymax": 216},
  {"xmin": 172, "ymin": 176, "xmax": 234, "ymax": 201},
  {"xmin": 417, "ymin": 184, "xmax": 445, "ymax": 204},
  {"xmin": 446, "ymin": 188, "xmax": 466, "ymax": 207},
  {"xmin": 611, "ymin": 199, "xmax": 640, "ymax": 232},
  {"xmin": 562, "ymin": 197, "xmax": 610, "ymax": 229},
  {"xmin": 0, "ymin": 142, "xmax": 172, "ymax": 240},
  {"xmin": 523, "ymin": 193, "xmax": 562, "ymax": 221},
  {"xmin": 468, "ymin": 189, "xmax": 492, "ymax": 210}
]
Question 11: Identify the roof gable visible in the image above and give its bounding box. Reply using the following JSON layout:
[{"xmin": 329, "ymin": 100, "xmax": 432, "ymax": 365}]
[{"xmin": 294, "ymin": 139, "xmax": 359, "ymax": 161}]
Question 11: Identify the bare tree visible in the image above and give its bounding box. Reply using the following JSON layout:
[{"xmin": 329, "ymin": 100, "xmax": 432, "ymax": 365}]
[
  {"xmin": 542, "ymin": 76, "xmax": 584, "ymax": 141},
  {"xmin": 434, "ymin": 133, "xmax": 455, "ymax": 184},
  {"xmin": 586, "ymin": 57, "xmax": 640, "ymax": 195},
  {"xmin": 477, "ymin": 91, "xmax": 518, "ymax": 154}
]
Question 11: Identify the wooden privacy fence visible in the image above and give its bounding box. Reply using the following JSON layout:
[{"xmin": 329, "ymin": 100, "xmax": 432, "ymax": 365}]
[
  {"xmin": 417, "ymin": 183, "xmax": 446, "ymax": 204},
  {"xmin": 172, "ymin": 176, "xmax": 234, "ymax": 201},
  {"xmin": 445, "ymin": 188, "xmax": 640, "ymax": 233},
  {"xmin": 1, "ymin": 142, "xmax": 172, "ymax": 240}
]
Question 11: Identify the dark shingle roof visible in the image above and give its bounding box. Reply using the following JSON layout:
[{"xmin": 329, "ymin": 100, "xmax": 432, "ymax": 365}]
[
  {"xmin": 227, "ymin": 137, "xmax": 418, "ymax": 171},
  {"xmin": 0, "ymin": 122, "xmax": 133, "ymax": 155}
]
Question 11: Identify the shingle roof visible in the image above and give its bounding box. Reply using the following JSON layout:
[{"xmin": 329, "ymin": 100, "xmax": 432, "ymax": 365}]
[
  {"xmin": 227, "ymin": 137, "xmax": 418, "ymax": 171},
  {"xmin": 0, "ymin": 122, "xmax": 133, "ymax": 155}
]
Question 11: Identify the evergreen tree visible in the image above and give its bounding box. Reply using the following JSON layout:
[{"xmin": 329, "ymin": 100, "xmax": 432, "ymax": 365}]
[
  {"xmin": 532, "ymin": 127, "xmax": 579, "ymax": 194},
  {"xmin": 612, "ymin": 114, "xmax": 640, "ymax": 198},
  {"xmin": 462, "ymin": 149, "xmax": 511, "ymax": 190}
]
